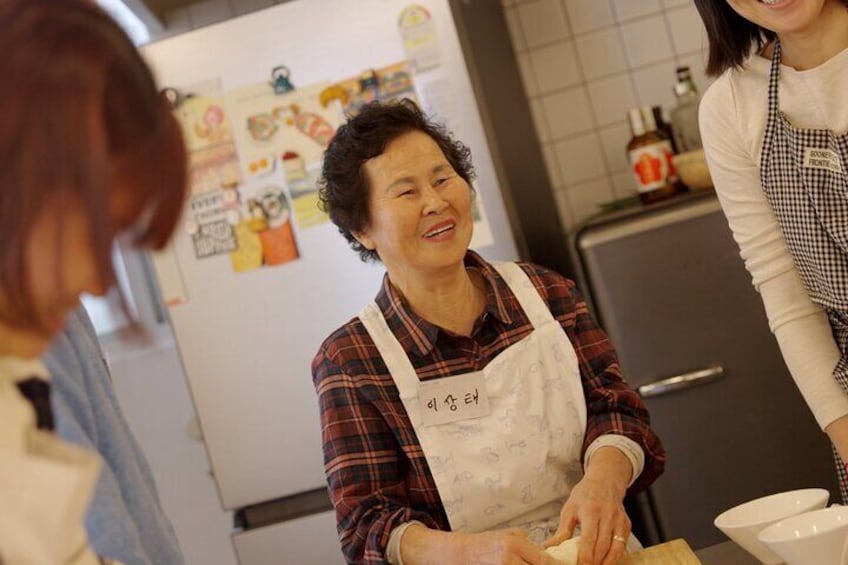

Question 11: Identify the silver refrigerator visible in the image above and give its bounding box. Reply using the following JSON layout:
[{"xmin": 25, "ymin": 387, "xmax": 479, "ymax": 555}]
[{"xmin": 571, "ymin": 191, "xmax": 839, "ymax": 549}]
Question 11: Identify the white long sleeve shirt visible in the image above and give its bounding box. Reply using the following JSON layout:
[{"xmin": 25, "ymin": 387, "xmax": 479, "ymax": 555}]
[
  {"xmin": 0, "ymin": 357, "xmax": 104, "ymax": 565},
  {"xmin": 699, "ymin": 46, "xmax": 848, "ymax": 430}
]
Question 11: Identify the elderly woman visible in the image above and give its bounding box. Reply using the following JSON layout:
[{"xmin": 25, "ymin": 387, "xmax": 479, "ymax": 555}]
[{"xmin": 313, "ymin": 100, "xmax": 665, "ymax": 565}]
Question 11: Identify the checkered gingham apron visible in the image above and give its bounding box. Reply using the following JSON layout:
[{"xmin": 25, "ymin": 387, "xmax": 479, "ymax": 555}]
[{"xmin": 760, "ymin": 40, "xmax": 848, "ymax": 502}]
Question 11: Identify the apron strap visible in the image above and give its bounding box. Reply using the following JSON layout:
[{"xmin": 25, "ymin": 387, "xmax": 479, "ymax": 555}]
[
  {"xmin": 490, "ymin": 262, "xmax": 557, "ymax": 330},
  {"xmin": 760, "ymin": 38, "xmax": 782, "ymax": 188},
  {"xmin": 767, "ymin": 39, "xmax": 782, "ymax": 118},
  {"xmin": 358, "ymin": 303, "xmax": 421, "ymax": 403}
]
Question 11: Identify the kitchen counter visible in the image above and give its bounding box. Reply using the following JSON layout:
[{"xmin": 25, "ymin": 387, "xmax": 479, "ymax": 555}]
[{"xmin": 695, "ymin": 541, "xmax": 759, "ymax": 565}]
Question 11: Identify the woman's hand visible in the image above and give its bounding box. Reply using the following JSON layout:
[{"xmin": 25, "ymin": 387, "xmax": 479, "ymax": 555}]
[
  {"xmin": 402, "ymin": 525, "xmax": 558, "ymax": 565},
  {"xmin": 543, "ymin": 447, "xmax": 632, "ymax": 565}
]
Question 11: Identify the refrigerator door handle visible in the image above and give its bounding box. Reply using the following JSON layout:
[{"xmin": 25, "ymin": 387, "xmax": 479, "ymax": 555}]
[{"xmin": 637, "ymin": 366, "xmax": 725, "ymax": 398}]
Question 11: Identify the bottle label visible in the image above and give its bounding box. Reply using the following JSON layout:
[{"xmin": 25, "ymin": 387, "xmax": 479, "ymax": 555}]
[{"xmin": 629, "ymin": 141, "xmax": 678, "ymax": 193}]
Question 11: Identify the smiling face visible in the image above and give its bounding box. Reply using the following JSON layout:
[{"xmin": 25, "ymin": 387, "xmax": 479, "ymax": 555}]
[
  {"xmin": 726, "ymin": 0, "xmax": 838, "ymax": 35},
  {"xmin": 356, "ymin": 129, "xmax": 474, "ymax": 283}
]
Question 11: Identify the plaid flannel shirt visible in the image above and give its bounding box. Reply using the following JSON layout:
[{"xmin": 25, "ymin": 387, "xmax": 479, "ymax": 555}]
[{"xmin": 312, "ymin": 251, "xmax": 665, "ymax": 564}]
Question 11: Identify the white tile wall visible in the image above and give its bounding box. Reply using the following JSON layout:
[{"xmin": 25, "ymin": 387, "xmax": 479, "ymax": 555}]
[
  {"xmin": 543, "ymin": 86, "xmax": 595, "ymax": 139},
  {"xmin": 518, "ymin": 0, "xmax": 571, "ymax": 49},
  {"xmin": 587, "ymin": 74, "xmax": 638, "ymax": 127},
  {"xmin": 563, "ymin": 0, "xmax": 614, "ymax": 34},
  {"xmin": 661, "ymin": 0, "xmax": 692, "ymax": 8},
  {"xmin": 575, "ymin": 27, "xmax": 628, "ymax": 80},
  {"xmin": 611, "ymin": 169, "xmax": 639, "ymax": 198},
  {"xmin": 631, "ymin": 59, "xmax": 678, "ymax": 116},
  {"xmin": 611, "ymin": 0, "xmax": 662, "ymax": 23},
  {"xmin": 666, "ymin": 4, "xmax": 707, "ymax": 56},
  {"xmin": 530, "ymin": 40, "xmax": 582, "ymax": 93},
  {"xmin": 504, "ymin": 0, "xmax": 709, "ymax": 228},
  {"xmin": 565, "ymin": 176, "xmax": 616, "ymax": 222},
  {"xmin": 598, "ymin": 121, "xmax": 631, "ymax": 173},
  {"xmin": 619, "ymin": 15, "xmax": 674, "ymax": 68},
  {"xmin": 677, "ymin": 50, "xmax": 713, "ymax": 94},
  {"xmin": 554, "ymin": 132, "xmax": 607, "ymax": 185}
]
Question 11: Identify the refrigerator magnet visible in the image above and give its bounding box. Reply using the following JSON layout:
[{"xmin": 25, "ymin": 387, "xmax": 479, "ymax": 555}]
[{"xmin": 399, "ymin": 4, "xmax": 440, "ymax": 73}]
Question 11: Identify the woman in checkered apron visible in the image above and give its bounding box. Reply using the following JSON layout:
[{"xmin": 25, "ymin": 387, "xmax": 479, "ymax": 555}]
[{"xmin": 695, "ymin": 0, "xmax": 848, "ymax": 500}]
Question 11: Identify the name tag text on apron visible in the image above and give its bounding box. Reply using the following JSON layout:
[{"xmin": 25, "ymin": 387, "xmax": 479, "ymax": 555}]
[
  {"xmin": 418, "ymin": 371, "xmax": 490, "ymax": 426},
  {"xmin": 803, "ymin": 147, "xmax": 843, "ymax": 173}
]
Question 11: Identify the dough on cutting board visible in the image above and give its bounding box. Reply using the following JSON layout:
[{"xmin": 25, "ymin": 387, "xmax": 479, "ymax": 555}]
[{"xmin": 545, "ymin": 536, "xmax": 579, "ymax": 565}]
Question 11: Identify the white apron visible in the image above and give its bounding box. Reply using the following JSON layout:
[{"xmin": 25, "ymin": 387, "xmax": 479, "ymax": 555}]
[{"xmin": 359, "ymin": 262, "xmax": 587, "ymax": 542}]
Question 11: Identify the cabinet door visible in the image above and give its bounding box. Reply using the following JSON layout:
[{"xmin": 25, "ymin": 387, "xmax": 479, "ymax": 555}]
[
  {"xmin": 232, "ymin": 510, "xmax": 345, "ymax": 565},
  {"xmin": 576, "ymin": 196, "xmax": 838, "ymax": 549}
]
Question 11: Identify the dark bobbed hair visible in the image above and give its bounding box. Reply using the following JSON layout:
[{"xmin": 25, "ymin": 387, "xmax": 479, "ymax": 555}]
[
  {"xmin": 318, "ymin": 99, "xmax": 475, "ymax": 262},
  {"xmin": 0, "ymin": 0, "xmax": 187, "ymax": 330},
  {"xmin": 695, "ymin": 0, "xmax": 848, "ymax": 76}
]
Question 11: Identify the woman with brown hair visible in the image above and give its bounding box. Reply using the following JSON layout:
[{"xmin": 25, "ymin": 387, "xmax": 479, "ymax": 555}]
[
  {"xmin": 696, "ymin": 0, "xmax": 848, "ymax": 499},
  {"xmin": 0, "ymin": 0, "xmax": 187, "ymax": 561}
]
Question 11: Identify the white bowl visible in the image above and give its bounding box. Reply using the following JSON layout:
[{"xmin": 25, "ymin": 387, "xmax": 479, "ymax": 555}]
[
  {"xmin": 758, "ymin": 505, "xmax": 848, "ymax": 565},
  {"xmin": 714, "ymin": 489, "xmax": 829, "ymax": 564},
  {"xmin": 759, "ymin": 505, "xmax": 848, "ymax": 565}
]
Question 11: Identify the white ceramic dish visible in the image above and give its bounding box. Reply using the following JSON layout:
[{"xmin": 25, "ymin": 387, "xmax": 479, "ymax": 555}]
[
  {"xmin": 714, "ymin": 488, "xmax": 829, "ymax": 564},
  {"xmin": 758, "ymin": 505, "xmax": 848, "ymax": 565}
]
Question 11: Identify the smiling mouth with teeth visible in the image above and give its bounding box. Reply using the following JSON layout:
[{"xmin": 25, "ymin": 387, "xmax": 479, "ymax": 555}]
[
  {"xmin": 424, "ymin": 225, "xmax": 455, "ymax": 238},
  {"xmin": 759, "ymin": 0, "xmax": 782, "ymax": 4}
]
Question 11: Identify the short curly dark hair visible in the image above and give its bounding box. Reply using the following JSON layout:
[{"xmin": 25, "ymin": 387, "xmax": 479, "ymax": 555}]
[{"xmin": 318, "ymin": 98, "xmax": 475, "ymax": 262}]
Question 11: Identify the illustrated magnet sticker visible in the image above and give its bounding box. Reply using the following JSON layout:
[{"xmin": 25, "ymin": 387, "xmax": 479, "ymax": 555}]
[
  {"xmin": 227, "ymin": 82, "xmax": 343, "ymax": 236},
  {"xmin": 187, "ymin": 190, "xmax": 244, "ymax": 259},
  {"xmin": 286, "ymin": 161, "xmax": 327, "ymax": 229},
  {"xmin": 281, "ymin": 151, "xmax": 307, "ymax": 182},
  {"xmin": 399, "ymin": 5, "xmax": 440, "ymax": 72},
  {"xmin": 192, "ymin": 219, "xmax": 238, "ymax": 258},
  {"xmin": 327, "ymin": 61, "xmax": 419, "ymax": 118},
  {"xmin": 226, "ymin": 182, "xmax": 300, "ymax": 272},
  {"xmin": 230, "ymin": 221, "xmax": 263, "ymax": 273},
  {"xmin": 254, "ymin": 185, "xmax": 300, "ymax": 266},
  {"xmin": 171, "ymin": 83, "xmax": 243, "ymax": 196},
  {"xmin": 190, "ymin": 191, "xmax": 227, "ymax": 225}
]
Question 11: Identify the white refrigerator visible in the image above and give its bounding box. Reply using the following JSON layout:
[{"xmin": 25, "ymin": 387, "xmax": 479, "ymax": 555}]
[{"xmin": 139, "ymin": 1, "xmax": 521, "ymax": 561}]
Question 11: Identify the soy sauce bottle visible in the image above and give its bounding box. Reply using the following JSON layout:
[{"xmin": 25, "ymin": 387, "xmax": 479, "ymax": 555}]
[{"xmin": 626, "ymin": 106, "xmax": 681, "ymax": 205}]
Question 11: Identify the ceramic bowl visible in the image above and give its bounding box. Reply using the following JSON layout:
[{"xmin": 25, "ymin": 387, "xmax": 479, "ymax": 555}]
[
  {"xmin": 672, "ymin": 149, "xmax": 713, "ymax": 190},
  {"xmin": 714, "ymin": 488, "xmax": 829, "ymax": 564},
  {"xmin": 758, "ymin": 505, "xmax": 848, "ymax": 565}
]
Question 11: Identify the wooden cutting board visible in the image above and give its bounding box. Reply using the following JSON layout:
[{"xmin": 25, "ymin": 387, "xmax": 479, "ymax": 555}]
[{"xmin": 619, "ymin": 539, "xmax": 702, "ymax": 565}]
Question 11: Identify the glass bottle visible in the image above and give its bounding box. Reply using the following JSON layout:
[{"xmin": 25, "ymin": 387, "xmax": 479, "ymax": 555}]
[
  {"xmin": 670, "ymin": 66, "xmax": 703, "ymax": 152},
  {"xmin": 652, "ymin": 106, "xmax": 678, "ymax": 154},
  {"xmin": 627, "ymin": 107, "xmax": 680, "ymax": 205}
]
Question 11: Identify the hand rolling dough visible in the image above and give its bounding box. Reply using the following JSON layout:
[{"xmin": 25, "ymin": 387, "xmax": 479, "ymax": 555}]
[{"xmin": 545, "ymin": 536, "xmax": 579, "ymax": 565}]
